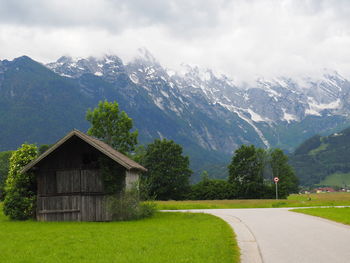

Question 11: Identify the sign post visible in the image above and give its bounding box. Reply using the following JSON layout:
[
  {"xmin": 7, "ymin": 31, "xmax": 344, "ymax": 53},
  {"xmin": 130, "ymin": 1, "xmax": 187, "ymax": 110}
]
[{"xmin": 274, "ymin": 177, "xmax": 279, "ymax": 200}]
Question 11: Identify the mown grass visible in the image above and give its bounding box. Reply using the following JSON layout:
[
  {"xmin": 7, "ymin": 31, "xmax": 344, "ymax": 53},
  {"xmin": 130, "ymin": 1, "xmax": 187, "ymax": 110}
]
[
  {"xmin": 0, "ymin": 205, "xmax": 239, "ymax": 263},
  {"xmin": 155, "ymin": 192, "xmax": 350, "ymax": 210},
  {"xmin": 293, "ymin": 207, "xmax": 350, "ymax": 225}
]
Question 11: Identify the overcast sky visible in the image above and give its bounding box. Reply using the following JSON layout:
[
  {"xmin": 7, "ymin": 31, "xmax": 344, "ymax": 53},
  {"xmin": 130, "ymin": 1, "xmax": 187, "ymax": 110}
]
[{"xmin": 1, "ymin": 0, "xmax": 350, "ymax": 82}]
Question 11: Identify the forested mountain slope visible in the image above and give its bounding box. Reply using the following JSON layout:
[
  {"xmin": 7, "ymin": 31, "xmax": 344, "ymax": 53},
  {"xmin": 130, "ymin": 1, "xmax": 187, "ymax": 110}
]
[{"xmin": 290, "ymin": 127, "xmax": 350, "ymax": 186}]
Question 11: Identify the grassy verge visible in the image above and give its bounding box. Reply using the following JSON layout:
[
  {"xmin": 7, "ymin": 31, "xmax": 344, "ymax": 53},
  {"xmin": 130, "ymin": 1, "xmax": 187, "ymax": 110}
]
[
  {"xmin": 293, "ymin": 207, "xmax": 350, "ymax": 225},
  {"xmin": 155, "ymin": 192, "xmax": 350, "ymax": 210},
  {"xmin": 0, "ymin": 205, "xmax": 239, "ymax": 263}
]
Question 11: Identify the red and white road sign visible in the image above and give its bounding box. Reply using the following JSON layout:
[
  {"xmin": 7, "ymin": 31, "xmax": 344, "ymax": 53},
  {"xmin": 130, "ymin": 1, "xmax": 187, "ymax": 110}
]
[{"xmin": 274, "ymin": 177, "xmax": 279, "ymax": 183}]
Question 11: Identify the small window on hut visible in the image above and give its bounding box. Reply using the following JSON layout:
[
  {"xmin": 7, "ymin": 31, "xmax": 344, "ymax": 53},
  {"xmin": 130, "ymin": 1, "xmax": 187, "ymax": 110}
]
[{"xmin": 82, "ymin": 153, "xmax": 98, "ymax": 168}]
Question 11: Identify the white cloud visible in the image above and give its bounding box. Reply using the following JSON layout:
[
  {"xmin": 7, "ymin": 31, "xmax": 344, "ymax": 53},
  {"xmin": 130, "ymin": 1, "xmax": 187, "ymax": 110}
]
[{"xmin": 1, "ymin": 0, "xmax": 350, "ymax": 82}]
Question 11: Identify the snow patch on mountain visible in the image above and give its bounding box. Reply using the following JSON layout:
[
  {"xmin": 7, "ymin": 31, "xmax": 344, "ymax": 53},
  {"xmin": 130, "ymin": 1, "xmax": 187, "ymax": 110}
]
[
  {"xmin": 217, "ymin": 102, "xmax": 270, "ymax": 147},
  {"xmin": 306, "ymin": 98, "xmax": 341, "ymax": 116},
  {"xmin": 129, "ymin": 73, "xmax": 139, "ymax": 84},
  {"xmin": 247, "ymin": 108, "xmax": 265, "ymax": 122},
  {"xmin": 153, "ymin": 96, "xmax": 164, "ymax": 110},
  {"xmin": 45, "ymin": 53, "xmax": 350, "ymax": 151},
  {"xmin": 282, "ymin": 109, "xmax": 297, "ymax": 123}
]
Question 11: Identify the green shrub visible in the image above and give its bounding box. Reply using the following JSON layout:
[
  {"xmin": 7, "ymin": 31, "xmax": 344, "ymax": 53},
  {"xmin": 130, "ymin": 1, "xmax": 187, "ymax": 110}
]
[
  {"xmin": 139, "ymin": 202, "xmax": 157, "ymax": 218},
  {"xmin": 272, "ymin": 201, "xmax": 288, "ymax": 207},
  {"xmin": 3, "ymin": 144, "xmax": 38, "ymax": 220},
  {"xmin": 189, "ymin": 178, "xmax": 236, "ymax": 200},
  {"xmin": 3, "ymin": 191, "xmax": 36, "ymax": 220},
  {"xmin": 107, "ymin": 187, "xmax": 156, "ymax": 221},
  {"xmin": 0, "ymin": 151, "xmax": 12, "ymax": 200}
]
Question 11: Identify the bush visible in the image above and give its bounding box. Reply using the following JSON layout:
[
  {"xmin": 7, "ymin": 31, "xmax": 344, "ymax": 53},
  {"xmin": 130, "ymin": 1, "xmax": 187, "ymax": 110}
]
[
  {"xmin": 139, "ymin": 201, "xmax": 157, "ymax": 218},
  {"xmin": 0, "ymin": 151, "xmax": 12, "ymax": 200},
  {"xmin": 3, "ymin": 144, "xmax": 38, "ymax": 220},
  {"xmin": 189, "ymin": 177, "xmax": 236, "ymax": 200},
  {"xmin": 3, "ymin": 191, "xmax": 36, "ymax": 220},
  {"xmin": 107, "ymin": 187, "xmax": 156, "ymax": 221}
]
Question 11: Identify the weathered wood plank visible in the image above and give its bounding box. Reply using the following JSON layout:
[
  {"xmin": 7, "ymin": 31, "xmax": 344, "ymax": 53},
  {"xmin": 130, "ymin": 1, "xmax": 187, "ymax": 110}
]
[
  {"xmin": 126, "ymin": 170, "xmax": 139, "ymax": 189},
  {"xmin": 39, "ymin": 209, "xmax": 80, "ymax": 214},
  {"xmin": 81, "ymin": 169, "xmax": 103, "ymax": 193}
]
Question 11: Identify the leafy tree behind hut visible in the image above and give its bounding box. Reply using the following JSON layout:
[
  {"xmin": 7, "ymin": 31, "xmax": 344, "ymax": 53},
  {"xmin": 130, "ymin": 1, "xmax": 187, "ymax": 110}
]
[{"xmin": 86, "ymin": 100, "xmax": 138, "ymax": 154}]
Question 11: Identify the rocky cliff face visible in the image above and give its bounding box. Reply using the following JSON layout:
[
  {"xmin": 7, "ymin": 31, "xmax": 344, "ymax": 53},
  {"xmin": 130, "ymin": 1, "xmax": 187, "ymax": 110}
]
[{"xmin": 47, "ymin": 52, "xmax": 350, "ymax": 153}]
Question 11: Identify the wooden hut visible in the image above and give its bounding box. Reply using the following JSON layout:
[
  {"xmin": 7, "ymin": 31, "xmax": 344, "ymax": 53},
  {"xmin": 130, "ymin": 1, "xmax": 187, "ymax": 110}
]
[{"xmin": 22, "ymin": 129, "xmax": 147, "ymax": 222}]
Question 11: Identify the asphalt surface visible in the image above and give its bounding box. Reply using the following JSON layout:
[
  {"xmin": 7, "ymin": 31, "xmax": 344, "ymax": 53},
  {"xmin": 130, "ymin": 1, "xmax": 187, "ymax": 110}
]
[{"xmin": 178, "ymin": 208, "xmax": 350, "ymax": 263}]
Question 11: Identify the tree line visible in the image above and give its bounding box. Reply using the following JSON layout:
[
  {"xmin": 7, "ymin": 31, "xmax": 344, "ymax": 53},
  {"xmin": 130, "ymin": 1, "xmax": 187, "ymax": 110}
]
[
  {"xmin": 0, "ymin": 100, "xmax": 298, "ymax": 220},
  {"xmin": 85, "ymin": 100, "xmax": 299, "ymax": 200}
]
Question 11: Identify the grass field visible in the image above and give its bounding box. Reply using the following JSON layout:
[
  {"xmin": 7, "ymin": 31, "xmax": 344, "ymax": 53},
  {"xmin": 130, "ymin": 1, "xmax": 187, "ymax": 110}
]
[
  {"xmin": 155, "ymin": 192, "xmax": 350, "ymax": 210},
  {"xmin": 293, "ymin": 207, "xmax": 350, "ymax": 225},
  {"xmin": 0, "ymin": 206, "xmax": 239, "ymax": 263}
]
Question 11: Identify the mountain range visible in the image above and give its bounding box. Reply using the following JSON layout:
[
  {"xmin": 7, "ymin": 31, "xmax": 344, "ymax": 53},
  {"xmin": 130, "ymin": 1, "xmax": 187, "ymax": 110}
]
[{"xmin": 1, "ymin": 50, "xmax": 350, "ymax": 181}]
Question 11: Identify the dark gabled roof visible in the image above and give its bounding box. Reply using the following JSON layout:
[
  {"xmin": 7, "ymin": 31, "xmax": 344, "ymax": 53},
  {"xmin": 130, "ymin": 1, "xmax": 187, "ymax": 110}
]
[{"xmin": 22, "ymin": 129, "xmax": 147, "ymax": 173}]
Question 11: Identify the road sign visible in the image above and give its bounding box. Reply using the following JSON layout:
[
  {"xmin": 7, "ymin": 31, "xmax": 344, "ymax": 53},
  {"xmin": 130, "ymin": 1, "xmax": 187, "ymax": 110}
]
[{"xmin": 274, "ymin": 177, "xmax": 279, "ymax": 200}]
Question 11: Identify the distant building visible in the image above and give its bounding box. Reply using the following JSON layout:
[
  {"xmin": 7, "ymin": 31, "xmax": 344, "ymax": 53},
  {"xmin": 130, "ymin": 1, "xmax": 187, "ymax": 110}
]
[
  {"xmin": 22, "ymin": 130, "xmax": 146, "ymax": 222},
  {"xmin": 315, "ymin": 187, "xmax": 336, "ymax": 193}
]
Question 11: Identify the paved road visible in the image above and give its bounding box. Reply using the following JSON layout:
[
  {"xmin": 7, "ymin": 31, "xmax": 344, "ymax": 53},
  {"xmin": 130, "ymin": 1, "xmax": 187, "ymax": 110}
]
[{"xmin": 179, "ymin": 208, "xmax": 350, "ymax": 263}]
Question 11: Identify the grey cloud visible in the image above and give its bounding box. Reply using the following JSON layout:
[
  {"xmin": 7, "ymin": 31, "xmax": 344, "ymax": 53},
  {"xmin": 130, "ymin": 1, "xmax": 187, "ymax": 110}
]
[
  {"xmin": 0, "ymin": 0, "xmax": 226, "ymax": 36},
  {"xmin": 0, "ymin": 0, "xmax": 128, "ymax": 32},
  {"xmin": 1, "ymin": 0, "xmax": 350, "ymax": 82}
]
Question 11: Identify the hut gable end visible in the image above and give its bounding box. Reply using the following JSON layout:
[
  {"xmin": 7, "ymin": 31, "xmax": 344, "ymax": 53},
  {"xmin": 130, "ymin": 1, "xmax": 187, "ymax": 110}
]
[
  {"xmin": 22, "ymin": 129, "xmax": 146, "ymax": 173},
  {"xmin": 22, "ymin": 130, "xmax": 146, "ymax": 222}
]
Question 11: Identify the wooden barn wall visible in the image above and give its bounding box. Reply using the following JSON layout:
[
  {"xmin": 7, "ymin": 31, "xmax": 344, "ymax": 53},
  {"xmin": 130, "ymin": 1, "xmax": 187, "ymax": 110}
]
[
  {"xmin": 34, "ymin": 137, "xmax": 126, "ymax": 221},
  {"xmin": 36, "ymin": 137, "xmax": 102, "ymax": 172},
  {"xmin": 37, "ymin": 195, "xmax": 81, "ymax": 221},
  {"xmin": 125, "ymin": 170, "xmax": 140, "ymax": 189},
  {"xmin": 81, "ymin": 195, "xmax": 111, "ymax": 221},
  {"xmin": 37, "ymin": 195, "xmax": 111, "ymax": 221},
  {"xmin": 37, "ymin": 169, "xmax": 105, "ymax": 196}
]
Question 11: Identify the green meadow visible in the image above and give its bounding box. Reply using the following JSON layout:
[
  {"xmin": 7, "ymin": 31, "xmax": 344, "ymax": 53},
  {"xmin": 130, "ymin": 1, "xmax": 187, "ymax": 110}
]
[
  {"xmin": 0, "ymin": 206, "xmax": 239, "ymax": 263},
  {"xmin": 3, "ymin": 192, "xmax": 350, "ymax": 263},
  {"xmin": 155, "ymin": 192, "xmax": 350, "ymax": 210},
  {"xmin": 293, "ymin": 207, "xmax": 350, "ymax": 225}
]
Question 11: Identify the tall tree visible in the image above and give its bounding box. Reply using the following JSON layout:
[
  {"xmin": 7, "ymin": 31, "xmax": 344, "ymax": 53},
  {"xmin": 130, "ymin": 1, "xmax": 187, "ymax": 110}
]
[
  {"xmin": 269, "ymin": 148, "xmax": 299, "ymax": 198},
  {"xmin": 3, "ymin": 144, "xmax": 38, "ymax": 220},
  {"xmin": 228, "ymin": 145, "xmax": 299, "ymax": 199},
  {"xmin": 228, "ymin": 145, "xmax": 265, "ymax": 199},
  {"xmin": 141, "ymin": 139, "xmax": 192, "ymax": 200},
  {"xmin": 86, "ymin": 100, "xmax": 138, "ymax": 154}
]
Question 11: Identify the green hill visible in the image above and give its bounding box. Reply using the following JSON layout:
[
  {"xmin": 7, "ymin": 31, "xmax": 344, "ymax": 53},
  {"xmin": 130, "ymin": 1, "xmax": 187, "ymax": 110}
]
[
  {"xmin": 289, "ymin": 127, "xmax": 350, "ymax": 186},
  {"xmin": 318, "ymin": 173, "xmax": 350, "ymax": 188}
]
